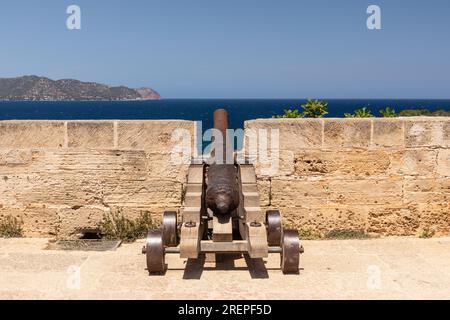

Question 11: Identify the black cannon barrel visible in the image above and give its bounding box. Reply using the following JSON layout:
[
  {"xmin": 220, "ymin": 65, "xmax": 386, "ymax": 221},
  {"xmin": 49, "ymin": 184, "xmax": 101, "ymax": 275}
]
[{"xmin": 206, "ymin": 109, "xmax": 240, "ymax": 215}]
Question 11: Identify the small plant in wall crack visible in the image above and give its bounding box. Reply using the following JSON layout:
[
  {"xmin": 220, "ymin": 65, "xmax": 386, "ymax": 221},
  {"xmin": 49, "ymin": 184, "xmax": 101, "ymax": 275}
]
[
  {"xmin": 298, "ymin": 227, "xmax": 321, "ymax": 240},
  {"xmin": 325, "ymin": 229, "xmax": 370, "ymax": 240},
  {"xmin": 99, "ymin": 210, "xmax": 156, "ymax": 243},
  {"xmin": 0, "ymin": 215, "xmax": 24, "ymax": 238},
  {"xmin": 419, "ymin": 228, "xmax": 435, "ymax": 239}
]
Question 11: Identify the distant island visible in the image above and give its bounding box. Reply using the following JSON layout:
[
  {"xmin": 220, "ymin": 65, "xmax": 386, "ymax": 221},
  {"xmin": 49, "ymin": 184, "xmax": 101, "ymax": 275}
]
[{"xmin": 0, "ymin": 75, "xmax": 161, "ymax": 101}]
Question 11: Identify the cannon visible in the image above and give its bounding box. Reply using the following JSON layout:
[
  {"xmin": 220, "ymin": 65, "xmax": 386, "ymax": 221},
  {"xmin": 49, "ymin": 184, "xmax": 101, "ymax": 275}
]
[{"xmin": 143, "ymin": 109, "xmax": 303, "ymax": 274}]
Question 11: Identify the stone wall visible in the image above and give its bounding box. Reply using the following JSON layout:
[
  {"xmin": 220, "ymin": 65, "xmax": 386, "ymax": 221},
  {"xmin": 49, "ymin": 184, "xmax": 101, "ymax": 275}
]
[
  {"xmin": 1, "ymin": 117, "xmax": 449, "ymax": 238},
  {"xmin": 0, "ymin": 120, "xmax": 196, "ymax": 237},
  {"xmin": 245, "ymin": 117, "xmax": 449, "ymax": 237}
]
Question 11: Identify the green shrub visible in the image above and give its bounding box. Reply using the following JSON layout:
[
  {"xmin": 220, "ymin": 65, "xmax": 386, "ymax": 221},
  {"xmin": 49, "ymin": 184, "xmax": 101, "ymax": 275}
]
[
  {"xmin": 379, "ymin": 107, "xmax": 397, "ymax": 117},
  {"xmin": 398, "ymin": 109, "xmax": 432, "ymax": 116},
  {"xmin": 0, "ymin": 215, "xmax": 24, "ymax": 238},
  {"xmin": 301, "ymin": 99, "xmax": 329, "ymax": 118},
  {"xmin": 398, "ymin": 108, "xmax": 450, "ymax": 117},
  {"xmin": 431, "ymin": 109, "xmax": 450, "ymax": 116},
  {"xmin": 273, "ymin": 104, "xmax": 449, "ymax": 119},
  {"xmin": 274, "ymin": 99, "xmax": 328, "ymax": 118},
  {"xmin": 344, "ymin": 107, "xmax": 374, "ymax": 118},
  {"xmin": 273, "ymin": 108, "xmax": 304, "ymax": 118},
  {"xmin": 99, "ymin": 210, "xmax": 156, "ymax": 243}
]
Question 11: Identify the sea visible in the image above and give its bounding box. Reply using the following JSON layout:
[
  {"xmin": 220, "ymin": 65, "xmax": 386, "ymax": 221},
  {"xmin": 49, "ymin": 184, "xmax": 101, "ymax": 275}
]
[{"xmin": 0, "ymin": 99, "xmax": 449, "ymax": 130}]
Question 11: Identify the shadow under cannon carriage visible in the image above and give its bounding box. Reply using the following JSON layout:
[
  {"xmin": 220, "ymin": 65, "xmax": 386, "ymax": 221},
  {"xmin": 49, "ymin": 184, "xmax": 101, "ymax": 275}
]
[{"xmin": 142, "ymin": 109, "xmax": 304, "ymax": 275}]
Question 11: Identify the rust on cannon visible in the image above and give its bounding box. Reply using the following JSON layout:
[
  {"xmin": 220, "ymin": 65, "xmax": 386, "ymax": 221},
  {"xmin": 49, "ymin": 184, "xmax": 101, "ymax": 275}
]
[
  {"xmin": 211, "ymin": 108, "xmax": 233, "ymax": 163},
  {"xmin": 213, "ymin": 108, "xmax": 228, "ymax": 137}
]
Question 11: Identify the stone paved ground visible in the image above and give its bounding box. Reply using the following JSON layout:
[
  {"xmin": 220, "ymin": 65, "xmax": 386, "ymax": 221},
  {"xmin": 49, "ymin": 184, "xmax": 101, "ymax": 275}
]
[{"xmin": 1, "ymin": 237, "xmax": 450, "ymax": 300}]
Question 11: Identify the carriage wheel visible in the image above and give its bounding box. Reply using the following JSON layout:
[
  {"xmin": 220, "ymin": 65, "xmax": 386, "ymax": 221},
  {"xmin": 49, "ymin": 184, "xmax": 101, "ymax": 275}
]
[
  {"xmin": 281, "ymin": 229, "xmax": 300, "ymax": 274},
  {"xmin": 146, "ymin": 230, "xmax": 166, "ymax": 274},
  {"xmin": 266, "ymin": 210, "xmax": 282, "ymax": 246},
  {"xmin": 162, "ymin": 211, "xmax": 178, "ymax": 247}
]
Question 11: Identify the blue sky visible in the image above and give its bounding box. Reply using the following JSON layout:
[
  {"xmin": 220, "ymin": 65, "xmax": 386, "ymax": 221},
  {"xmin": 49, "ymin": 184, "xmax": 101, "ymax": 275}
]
[{"xmin": 0, "ymin": 0, "xmax": 449, "ymax": 98}]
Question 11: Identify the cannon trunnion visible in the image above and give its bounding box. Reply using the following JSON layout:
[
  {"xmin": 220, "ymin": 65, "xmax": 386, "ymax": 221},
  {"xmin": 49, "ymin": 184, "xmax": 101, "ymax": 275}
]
[{"xmin": 142, "ymin": 109, "xmax": 303, "ymax": 275}]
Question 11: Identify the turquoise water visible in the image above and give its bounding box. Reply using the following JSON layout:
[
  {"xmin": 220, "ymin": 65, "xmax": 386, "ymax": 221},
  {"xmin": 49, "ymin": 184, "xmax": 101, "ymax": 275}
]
[{"xmin": 0, "ymin": 99, "xmax": 448, "ymax": 130}]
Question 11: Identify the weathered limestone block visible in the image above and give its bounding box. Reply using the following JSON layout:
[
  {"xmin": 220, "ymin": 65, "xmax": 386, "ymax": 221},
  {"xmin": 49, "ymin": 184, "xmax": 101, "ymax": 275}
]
[
  {"xmin": 417, "ymin": 203, "xmax": 450, "ymax": 236},
  {"xmin": 2, "ymin": 149, "xmax": 151, "ymax": 207},
  {"xmin": 146, "ymin": 152, "xmax": 191, "ymax": 183},
  {"xmin": 265, "ymin": 206, "xmax": 310, "ymax": 231},
  {"xmin": 367, "ymin": 206, "xmax": 419, "ymax": 236},
  {"xmin": 445, "ymin": 120, "xmax": 450, "ymax": 145},
  {"xmin": 256, "ymin": 178, "xmax": 271, "ymax": 207},
  {"xmin": 57, "ymin": 206, "xmax": 109, "ymax": 238},
  {"xmin": 293, "ymin": 150, "xmax": 329, "ymax": 176},
  {"xmin": 270, "ymin": 178, "xmax": 328, "ymax": 207},
  {"xmin": 437, "ymin": 149, "xmax": 450, "ymax": 177},
  {"xmin": 245, "ymin": 119, "xmax": 323, "ymax": 151},
  {"xmin": 388, "ymin": 149, "xmax": 437, "ymax": 177},
  {"xmin": 372, "ymin": 119, "xmax": 404, "ymax": 148},
  {"xmin": 273, "ymin": 205, "xmax": 368, "ymax": 236},
  {"xmin": 0, "ymin": 156, "xmax": 187, "ymax": 238},
  {"xmin": 328, "ymin": 178, "xmax": 403, "ymax": 205},
  {"xmin": 12, "ymin": 173, "xmax": 106, "ymax": 207},
  {"xmin": 404, "ymin": 118, "xmax": 450, "ymax": 148},
  {"xmin": 67, "ymin": 121, "xmax": 114, "ymax": 148},
  {"xmin": 253, "ymin": 149, "xmax": 294, "ymax": 177},
  {"xmin": 0, "ymin": 175, "xmax": 28, "ymax": 207},
  {"xmin": 0, "ymin": 150, "xmax": 32, "ymax": 167},
  {"xmin": 308, "ymin": 205, "xmax": 369, "ymax": 235},
  {"xmin": 103, "ymin": 179, "xmax": 182, "ymax": 207},
  {"xmin": 404, "ymin": 177, "xmax": 450, "ymax": 204},
  {"xmin": 0, "ymin": 206, "xmax": 60, "ymax": 237},
  {"xmin": 0, "ymin": 174, "xmax": 40, "ymax": 207},
  {"xmin": 323, "ymin": 119, "xmax": 371, "ymax": 149},
  {"xmin": 29, "ymin": 149, "xmax": 147, "ymax": 176},
  {"xmin": 0, "ymin": 121, "xmax": 65, "ymax": 149},
  {"xmin": 117, "ymin": 121, "xmax": 196, "ymax": 154},
  {"xmin": 294, "ymin": 150, "xmax": 392, "ymax": 178}
]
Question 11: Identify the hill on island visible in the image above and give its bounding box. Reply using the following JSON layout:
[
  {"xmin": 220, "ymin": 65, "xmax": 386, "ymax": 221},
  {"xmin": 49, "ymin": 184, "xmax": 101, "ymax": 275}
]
[{"xmin": 0, "ymin": 76, "xmax": 161, "ymax": 101}]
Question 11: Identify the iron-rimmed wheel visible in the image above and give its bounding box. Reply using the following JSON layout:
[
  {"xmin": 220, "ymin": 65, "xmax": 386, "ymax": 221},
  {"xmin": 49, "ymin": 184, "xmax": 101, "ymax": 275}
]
[
  {"xmin": 162, "ymin": 211, "xmax": 178, "ymax": 247},
  {"xmin": 266, "ymin": 210, "xmax": 282, "ymax": 246},
  {"xmin": 146, "ymin": 230, "xmax": 166, "ymax": 274},
  {"xmin": 281, "ymin": 229, "xmax": 300, "ymax": 274}
]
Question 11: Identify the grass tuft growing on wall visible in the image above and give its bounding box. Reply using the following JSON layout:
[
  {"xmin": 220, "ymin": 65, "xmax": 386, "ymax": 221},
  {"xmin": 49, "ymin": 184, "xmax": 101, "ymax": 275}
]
[
  {"xmin": 325, "ymin": 229, "xmax": 370, "ymax": 240},
  {"xmin": 99, "ymin": 210, "xmax": 156, "ymax": 243},
  {"xmin": 419, "ymin": 228, "xmax": 435, "ymax": 239},
  {"xmin": 298, "ymin": 228, "xmax": 322, "ymax": 240},
  {"xmin": 0, "ymin": 215, "xmax": 24, "ymax": 238}
]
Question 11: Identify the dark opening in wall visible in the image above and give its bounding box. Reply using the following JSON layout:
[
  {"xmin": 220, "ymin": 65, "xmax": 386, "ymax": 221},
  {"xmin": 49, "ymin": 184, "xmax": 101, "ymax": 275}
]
[{"xmin": 79, "ymin": 229, "xmax": 102, "ymax": 240}]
